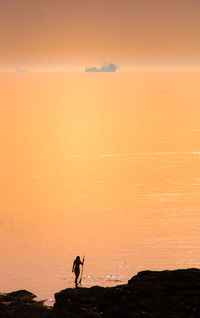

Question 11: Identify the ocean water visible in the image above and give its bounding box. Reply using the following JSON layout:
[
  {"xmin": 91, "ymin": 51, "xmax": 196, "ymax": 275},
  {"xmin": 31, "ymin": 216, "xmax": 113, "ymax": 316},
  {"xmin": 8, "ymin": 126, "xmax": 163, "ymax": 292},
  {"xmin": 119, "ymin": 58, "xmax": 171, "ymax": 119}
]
[{"xmin": 0, "ymin": 71, "xmax": 200, "ymax": 301}]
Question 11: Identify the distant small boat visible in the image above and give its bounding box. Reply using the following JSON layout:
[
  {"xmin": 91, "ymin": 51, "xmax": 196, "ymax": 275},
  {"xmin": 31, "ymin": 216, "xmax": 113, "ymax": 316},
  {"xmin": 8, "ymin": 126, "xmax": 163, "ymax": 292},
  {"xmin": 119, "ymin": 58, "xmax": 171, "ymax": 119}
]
[{"xmin": 85, "ymin": 63, "xmax": 118, "ymax": 72}]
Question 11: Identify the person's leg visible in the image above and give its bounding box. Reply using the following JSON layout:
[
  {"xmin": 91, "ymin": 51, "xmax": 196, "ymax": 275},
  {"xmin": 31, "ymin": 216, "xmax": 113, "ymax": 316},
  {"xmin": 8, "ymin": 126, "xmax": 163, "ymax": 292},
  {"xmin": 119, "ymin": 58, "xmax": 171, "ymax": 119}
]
[
  {"xmin": 75, "ymin": 275, "xmax": 78, "ymax": 288},
  {"xmin": 75, "ymin": 269, "xmax": 80, "ymax": 288}
]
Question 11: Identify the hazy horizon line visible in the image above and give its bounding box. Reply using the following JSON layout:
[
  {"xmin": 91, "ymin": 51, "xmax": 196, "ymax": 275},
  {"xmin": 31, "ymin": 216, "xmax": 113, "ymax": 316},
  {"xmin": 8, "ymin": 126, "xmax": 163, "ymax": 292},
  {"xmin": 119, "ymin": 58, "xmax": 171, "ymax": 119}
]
[{"xmin": 1, "ymin": 65, "xmax": 200, "ymax": 73}]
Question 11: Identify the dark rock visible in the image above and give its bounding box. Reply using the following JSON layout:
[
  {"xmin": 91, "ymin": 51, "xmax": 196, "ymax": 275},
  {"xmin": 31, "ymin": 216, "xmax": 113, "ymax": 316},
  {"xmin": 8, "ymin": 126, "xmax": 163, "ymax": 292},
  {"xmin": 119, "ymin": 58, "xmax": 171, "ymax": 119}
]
[
  {"xmin": 3, "ymin": 290, "xmax": 36, "ymax": 302},
  {"xmin": 0, "ymin": 290, "xmax": 54, "ymax": 318},
  {"xmin": 2, "ymin": 269, "xmax": 200, "ymax": 317},
  {"xmin": 54, "ymin": 268, "xmax": 200, "ymax": 317}
]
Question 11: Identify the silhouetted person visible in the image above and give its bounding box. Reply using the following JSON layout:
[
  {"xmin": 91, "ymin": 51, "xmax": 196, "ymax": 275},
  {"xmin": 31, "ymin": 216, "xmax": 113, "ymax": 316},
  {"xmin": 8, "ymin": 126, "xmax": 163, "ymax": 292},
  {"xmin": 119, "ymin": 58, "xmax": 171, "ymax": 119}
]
[{"xmin": 72, "ymin": 256, "xmax": 84, "ymax": 288}]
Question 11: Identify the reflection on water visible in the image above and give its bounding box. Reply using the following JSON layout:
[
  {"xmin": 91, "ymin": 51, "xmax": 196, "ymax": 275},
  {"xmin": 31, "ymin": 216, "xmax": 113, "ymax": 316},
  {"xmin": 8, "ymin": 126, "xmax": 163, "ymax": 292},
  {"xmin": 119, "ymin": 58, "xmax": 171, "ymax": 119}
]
[{"xmin": 0, "ymin": 71, "xmax": 200, "ymax": 300}]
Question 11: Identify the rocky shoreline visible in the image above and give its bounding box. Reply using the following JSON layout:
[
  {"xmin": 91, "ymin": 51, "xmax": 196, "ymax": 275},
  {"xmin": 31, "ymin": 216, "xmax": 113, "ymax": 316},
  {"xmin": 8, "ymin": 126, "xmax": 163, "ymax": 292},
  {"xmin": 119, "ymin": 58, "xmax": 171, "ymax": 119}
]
[{"xmin": 1, "ymin": 268, "xmax": 200, "ymax": 317}]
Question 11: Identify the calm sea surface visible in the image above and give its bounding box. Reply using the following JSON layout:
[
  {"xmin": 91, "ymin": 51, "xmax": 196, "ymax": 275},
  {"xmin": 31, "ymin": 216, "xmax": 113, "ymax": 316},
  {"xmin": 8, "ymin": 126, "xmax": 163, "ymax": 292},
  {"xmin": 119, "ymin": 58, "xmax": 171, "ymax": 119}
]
[{"xmin": 0, "ymin": 71, "xmax": 200, "ymax": 301}]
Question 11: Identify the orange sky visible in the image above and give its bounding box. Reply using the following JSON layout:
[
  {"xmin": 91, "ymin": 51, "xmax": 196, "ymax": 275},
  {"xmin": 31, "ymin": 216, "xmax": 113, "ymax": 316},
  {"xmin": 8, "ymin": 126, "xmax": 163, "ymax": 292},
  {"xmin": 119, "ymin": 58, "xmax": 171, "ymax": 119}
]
[{"xmin": 0, "ymin": 0, "xmax": 200, "ymax": 71}]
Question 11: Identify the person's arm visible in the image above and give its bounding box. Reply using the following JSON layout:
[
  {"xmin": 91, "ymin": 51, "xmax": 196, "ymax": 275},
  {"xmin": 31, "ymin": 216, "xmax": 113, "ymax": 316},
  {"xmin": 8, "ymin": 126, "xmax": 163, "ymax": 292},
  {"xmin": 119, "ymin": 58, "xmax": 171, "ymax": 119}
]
[{"xmin": 72, "ymin": 261, "xmax": 75, "ymax": 272}]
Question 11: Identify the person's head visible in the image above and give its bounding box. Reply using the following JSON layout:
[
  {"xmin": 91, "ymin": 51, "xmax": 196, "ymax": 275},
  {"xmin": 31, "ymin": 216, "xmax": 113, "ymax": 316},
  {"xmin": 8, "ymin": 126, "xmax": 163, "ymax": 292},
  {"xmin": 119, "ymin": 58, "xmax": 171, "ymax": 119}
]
[{"xmin": 76, "ymin": 256, "xmax": 80, "ymax": 261}]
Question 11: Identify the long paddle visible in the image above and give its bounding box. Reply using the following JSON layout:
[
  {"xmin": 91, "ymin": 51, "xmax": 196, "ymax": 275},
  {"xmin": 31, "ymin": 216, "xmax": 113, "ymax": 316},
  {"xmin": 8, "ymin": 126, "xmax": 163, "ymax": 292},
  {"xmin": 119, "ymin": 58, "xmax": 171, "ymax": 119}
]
[{"xmin": 79, "ymin": 255, "xmax": 85, "ymax": 285}]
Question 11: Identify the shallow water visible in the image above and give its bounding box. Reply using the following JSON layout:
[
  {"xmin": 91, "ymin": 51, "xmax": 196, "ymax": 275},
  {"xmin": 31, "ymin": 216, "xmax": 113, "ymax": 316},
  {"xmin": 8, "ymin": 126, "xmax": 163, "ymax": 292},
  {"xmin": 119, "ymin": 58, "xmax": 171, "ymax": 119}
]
[{"xmin": 0, "ymin": 71, "xmax": 200, "ymax": 300}]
